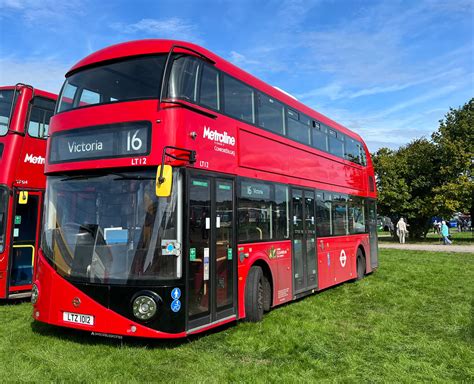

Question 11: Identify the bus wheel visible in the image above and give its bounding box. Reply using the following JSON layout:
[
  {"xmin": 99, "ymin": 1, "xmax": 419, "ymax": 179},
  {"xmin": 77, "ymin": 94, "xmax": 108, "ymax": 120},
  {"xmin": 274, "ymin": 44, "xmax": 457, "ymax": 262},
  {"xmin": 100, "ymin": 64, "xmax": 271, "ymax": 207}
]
[
  {"xmin": 245, "ymin": 266, "xmax": 264, "ymax": 322},
  {"xmin": 356, "ymin": 249, "xmax": 366, "ymax": 280},
  {"xmin": 263, "ymin": 274, "xmax": 271, "ymax": 312}
]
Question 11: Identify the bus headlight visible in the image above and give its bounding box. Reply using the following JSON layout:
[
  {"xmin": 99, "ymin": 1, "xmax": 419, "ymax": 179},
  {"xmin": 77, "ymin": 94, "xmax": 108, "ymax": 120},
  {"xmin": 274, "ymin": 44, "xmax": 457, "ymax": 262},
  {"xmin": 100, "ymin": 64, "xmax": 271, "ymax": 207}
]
[
  {"xmin": 31, "ymin": 283, "xmax": 39, "ymax": 304},
  {"xmin": 132, "ymin": 295, "xmax": 158, "ymax": 321}
]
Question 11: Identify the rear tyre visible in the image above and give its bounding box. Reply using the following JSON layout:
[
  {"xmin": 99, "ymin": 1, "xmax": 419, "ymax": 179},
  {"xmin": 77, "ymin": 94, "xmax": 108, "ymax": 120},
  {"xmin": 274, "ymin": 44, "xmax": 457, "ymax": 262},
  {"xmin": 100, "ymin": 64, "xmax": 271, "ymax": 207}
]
[
  {"xmin": 356, "ymin": 249, "xmax": 366, "ymax": 281},
  {"xmin": 245, "ymin": 266, "xmax": 264, "ymax": 322},
  {"xmin": 262, "ymin": 274, "xmax": 271, "ymax": 312}
]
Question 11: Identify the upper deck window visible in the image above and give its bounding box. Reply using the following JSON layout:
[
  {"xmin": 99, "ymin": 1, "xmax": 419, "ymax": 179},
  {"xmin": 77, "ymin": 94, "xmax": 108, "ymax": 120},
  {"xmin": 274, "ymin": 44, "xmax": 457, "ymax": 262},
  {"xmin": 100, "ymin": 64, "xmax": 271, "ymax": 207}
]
[
  {"xmin": 28, "ymin": 97, "xmax": 55, "ymax": 139},
  {"xmin": 0, "ymin": 90, "xmax": 15, "ymax": 136},
  {"xmin": 345, "ymin": 136, "xmax": 362, "ymax": 164},
  {"xmin": 57, "ymin": 55, "xmax": 166, "ymax": 113},
  {"xmin": 199, "ymin": 65, "xmax": 220, "ymax": 110},
  {"xmin": 312, "ymin": 122, "xmax": 328, "ymax": 152},
  {"xmin": 360, "ymin": 144, "xmax": 367, "ymax": 166},
  {"xmin": 287, "ymin": 109, "xmax": 311, "ymax": 144},
  {"xmin": 257, "ymin": 93, "xmax": 285, "ymax": 135},
  {"xmin": 223, "ymin": 75, "xmax": 255, "ymax": 124},
  {"xmin": 167, "ymin": 55, "xmax": 201, "ymax": 102},
  {"xmin": 328, "ymin": 129, "xmax": 344, "ymax": 158}
]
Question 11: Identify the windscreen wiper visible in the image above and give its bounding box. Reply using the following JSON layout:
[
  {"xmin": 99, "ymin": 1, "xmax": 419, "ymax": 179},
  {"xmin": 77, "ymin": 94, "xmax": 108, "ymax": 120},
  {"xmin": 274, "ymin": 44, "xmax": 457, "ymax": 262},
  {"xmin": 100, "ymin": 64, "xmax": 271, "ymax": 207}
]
[
  {"xmin": 60, "ymin": 173, "xmax": 154, "ymax": 181},
  {"xmin": 111, "ymin": 173, "xmax": 155, "ymax": 181},
  {"xmin": 60, "ymin": 174, "xmax": 105, "ymax": 181}
]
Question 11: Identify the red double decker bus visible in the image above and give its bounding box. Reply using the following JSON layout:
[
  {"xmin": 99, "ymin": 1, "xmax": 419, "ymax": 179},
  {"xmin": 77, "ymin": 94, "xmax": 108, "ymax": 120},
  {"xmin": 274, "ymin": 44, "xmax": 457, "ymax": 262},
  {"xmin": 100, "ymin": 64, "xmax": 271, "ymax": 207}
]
[
  {"xmin": 33, "ymin": 40, "xmax": 378, "ymax": 338},
  {"xmin": 0, "ymin": 84, "xmax": 56, "ymax": 299}
]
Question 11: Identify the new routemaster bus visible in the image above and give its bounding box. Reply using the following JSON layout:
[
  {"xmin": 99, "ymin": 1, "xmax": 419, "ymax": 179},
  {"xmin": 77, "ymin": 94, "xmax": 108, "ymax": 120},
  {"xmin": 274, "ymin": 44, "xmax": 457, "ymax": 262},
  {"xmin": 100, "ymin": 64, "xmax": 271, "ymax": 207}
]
[
  {"xmin": 0, "ymin": 84, "xmax": 56, "ymax": 299},
  {"xmin": 33, "ymin": 40, "xmax": 378, "ymax": 338}
]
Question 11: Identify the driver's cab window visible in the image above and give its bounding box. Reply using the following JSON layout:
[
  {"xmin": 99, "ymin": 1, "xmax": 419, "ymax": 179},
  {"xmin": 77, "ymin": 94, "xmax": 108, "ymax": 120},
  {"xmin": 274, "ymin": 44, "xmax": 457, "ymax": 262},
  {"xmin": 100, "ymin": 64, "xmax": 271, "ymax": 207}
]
[{"xmin": 28, "ymin": 97, "xmax": 55, "ymax": 139}]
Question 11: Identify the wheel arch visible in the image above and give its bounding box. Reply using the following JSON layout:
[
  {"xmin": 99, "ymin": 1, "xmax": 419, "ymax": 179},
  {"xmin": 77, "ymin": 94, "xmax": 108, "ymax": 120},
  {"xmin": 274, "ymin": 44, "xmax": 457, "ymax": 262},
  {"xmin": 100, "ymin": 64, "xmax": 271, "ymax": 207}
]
[{"xmin": 356, "ymin": 243, "xmax": 367, "ymax": 278}]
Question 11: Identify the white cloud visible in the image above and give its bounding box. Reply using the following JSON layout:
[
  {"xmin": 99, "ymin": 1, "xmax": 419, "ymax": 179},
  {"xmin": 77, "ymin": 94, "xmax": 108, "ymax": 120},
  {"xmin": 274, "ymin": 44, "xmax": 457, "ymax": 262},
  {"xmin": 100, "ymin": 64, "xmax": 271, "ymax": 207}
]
[
  {"xmin": 228, "ymin": 51, "xmax": 261, "ymax": 66},
  {"xmin": 0, "ymin": 0, "xmax": 85, "ymax": 26},
  {"xmin": 0, "ymin": 57, "xmax": 69, "ymax": 94},
  {"xmin": 369, "ymin": 85, "xmax": 459, "ymax": 119},
  {"xmin": 111, "ymin": 18, "xmax": 200, "ymax": 42},
  {"xmin": 298, "ymin": 66, "xmax": 465, "ymax": 101},
  {"xmin": 1, "ymin": 0, "xmax": 24, "ymax": 9}
]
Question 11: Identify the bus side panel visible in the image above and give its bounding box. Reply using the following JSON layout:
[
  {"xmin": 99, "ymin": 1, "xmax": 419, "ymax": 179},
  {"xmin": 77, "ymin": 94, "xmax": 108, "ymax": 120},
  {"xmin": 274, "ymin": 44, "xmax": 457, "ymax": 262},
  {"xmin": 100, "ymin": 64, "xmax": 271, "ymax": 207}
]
[
  {"xmin": 317, "ymin": 240, "xmax": 333, "ymax": 290},
  {"xmin": 239, "ymin": 129, "xmax": 366, "ymax": 193},
  {"xmin": 178, "ymin": 110, "xmax": 239, "ymax": 175},
  {"xmin": 237, "ymin": 240, "xmax": 292, "ymax": 319},
  {"xmin": 317, "ymin": 236, "xmax": 363, "ymax": 289},
  {"xmin": 14, "ymin": 135, "xmax": 47, "ymax": 189}
]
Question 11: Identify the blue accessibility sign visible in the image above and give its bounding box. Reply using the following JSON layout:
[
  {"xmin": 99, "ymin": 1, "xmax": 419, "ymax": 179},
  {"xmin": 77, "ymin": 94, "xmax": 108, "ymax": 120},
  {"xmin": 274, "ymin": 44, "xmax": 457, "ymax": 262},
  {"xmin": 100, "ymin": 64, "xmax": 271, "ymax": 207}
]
[
  {"xmin": 171, "ymin": 287, "xmax": 181, "ymax": 300},
  {"xmin": 171, "ymin": 299, "xmax": 181, "ymax": 313}
]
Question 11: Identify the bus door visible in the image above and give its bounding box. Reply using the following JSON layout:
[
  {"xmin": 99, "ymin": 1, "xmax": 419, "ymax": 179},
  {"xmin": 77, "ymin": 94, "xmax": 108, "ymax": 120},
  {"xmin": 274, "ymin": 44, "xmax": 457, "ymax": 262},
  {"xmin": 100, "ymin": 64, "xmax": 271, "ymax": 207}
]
[
  {"xmin": 187, "ymin": 173, "xmax": 236, "ymax": 331},
  {"xmin": 9, "ymin": 190, "xmax": 42, "ymax": 296},
  {"xmin": 367, "ymin": 200, "xmax": 378, "ymax": 269},
  {"xmin": 291, "ymin": 189, "xmax": 317, "ymax": 294}
]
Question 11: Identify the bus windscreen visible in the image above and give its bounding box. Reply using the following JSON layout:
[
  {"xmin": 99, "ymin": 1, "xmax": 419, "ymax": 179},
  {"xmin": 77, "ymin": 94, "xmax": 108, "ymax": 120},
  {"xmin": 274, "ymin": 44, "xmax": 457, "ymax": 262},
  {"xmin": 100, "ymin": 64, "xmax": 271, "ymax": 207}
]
[
  {"xmin": 42, "ymin": 170, "xmax": 180, "ymax": 283},
  {"xmin": 56, "ymin": 55, "xmax": 167, "ymax": 113}
]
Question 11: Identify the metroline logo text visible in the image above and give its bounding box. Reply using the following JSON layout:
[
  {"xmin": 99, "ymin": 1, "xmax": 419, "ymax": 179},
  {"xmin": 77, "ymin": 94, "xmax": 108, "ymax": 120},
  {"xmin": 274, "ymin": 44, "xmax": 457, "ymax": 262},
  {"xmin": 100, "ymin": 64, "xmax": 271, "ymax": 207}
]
[
  {"xmin": 24, "ymin": 153, "xmax": 45, "ymax": 165},
  {"xmin": 203, "ymin": 126, "xmax": 236, "ymax": 146}
]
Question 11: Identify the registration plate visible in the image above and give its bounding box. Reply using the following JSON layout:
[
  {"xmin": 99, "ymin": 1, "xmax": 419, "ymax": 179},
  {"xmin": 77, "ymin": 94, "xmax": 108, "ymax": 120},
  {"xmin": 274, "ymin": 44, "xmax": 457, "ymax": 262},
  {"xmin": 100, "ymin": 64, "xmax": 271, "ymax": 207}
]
[{"xmin": 63, "ymin": 311, "xmax": 95, "ymax": 326}]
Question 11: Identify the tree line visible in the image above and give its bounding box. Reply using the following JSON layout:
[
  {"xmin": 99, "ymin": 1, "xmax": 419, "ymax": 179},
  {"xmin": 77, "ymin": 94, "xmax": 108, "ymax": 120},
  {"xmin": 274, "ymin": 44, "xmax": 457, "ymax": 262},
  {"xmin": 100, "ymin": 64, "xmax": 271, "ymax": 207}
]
[{"xmin": 372, "ymin": 98, "xmax": 474, "ymax": 238}]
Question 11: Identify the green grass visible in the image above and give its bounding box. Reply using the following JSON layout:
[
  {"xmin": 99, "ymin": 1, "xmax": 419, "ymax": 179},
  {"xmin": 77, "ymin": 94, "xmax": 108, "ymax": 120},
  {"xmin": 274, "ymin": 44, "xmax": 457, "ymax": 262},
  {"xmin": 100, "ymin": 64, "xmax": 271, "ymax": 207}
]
[{"xmin": 1, "ymin": 249, "xmax": 473, "ymax": 383}]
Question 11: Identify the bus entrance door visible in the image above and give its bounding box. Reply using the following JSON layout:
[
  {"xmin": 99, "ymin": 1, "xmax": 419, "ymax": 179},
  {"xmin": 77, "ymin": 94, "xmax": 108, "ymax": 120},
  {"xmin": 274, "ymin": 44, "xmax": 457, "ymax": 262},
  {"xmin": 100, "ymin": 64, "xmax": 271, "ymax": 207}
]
[
  {"xmin": 367, "ymin": 200, "xmax": 378, "ymax": 269},
  {"xmin": 187, "ymin": 173, "xmax": 236, "ymax": 331},
  {"xmin": 291, "ymin": 189, "xmax": 317, "ymax": 294},
  {"xmin": 9, "ymin": 190, "xmax": 41, "ymax": 297}
]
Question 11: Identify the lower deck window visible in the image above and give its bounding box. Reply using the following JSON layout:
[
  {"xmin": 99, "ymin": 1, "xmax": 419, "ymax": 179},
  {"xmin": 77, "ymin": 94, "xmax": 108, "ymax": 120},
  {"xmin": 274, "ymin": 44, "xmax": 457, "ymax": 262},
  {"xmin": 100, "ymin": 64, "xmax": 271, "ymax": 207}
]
[{"xmin": 238, "ymin": 180, "xmax": 289, "ymax": 242}]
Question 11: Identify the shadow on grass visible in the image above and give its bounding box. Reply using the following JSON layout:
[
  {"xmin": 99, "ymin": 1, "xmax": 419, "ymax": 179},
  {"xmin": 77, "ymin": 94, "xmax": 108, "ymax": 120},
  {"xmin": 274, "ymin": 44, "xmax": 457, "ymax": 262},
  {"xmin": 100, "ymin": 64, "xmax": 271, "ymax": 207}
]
[
  {"xmin": 0, "ymin": 298, "xmax": 30, "ymax": 306},
  {"xmin": 464, "ymin": 297, "xmax": 474, "ymax": 342},
  {"xmin": 30, "ymin": 317, "xmax": 237, "ymax": 349}
]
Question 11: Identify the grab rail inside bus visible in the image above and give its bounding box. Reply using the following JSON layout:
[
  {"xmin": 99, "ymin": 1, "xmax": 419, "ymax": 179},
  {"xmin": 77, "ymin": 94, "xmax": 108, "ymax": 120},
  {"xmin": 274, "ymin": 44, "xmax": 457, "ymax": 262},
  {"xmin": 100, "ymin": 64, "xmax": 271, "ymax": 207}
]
[{"xmin": 159, "ymin": 44, "xmax": 216, "ymax": 104}]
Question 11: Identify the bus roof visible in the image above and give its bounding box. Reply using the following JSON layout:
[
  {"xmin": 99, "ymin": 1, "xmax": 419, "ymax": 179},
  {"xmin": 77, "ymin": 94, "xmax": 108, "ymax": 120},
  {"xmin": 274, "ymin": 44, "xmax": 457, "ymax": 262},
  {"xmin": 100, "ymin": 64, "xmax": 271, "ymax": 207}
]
[
  {"xmin": 0, "ymin": 84, "xmax": 57, "ymax": 100},
  {"xmin": 67, "ymin": 39, "xmax": 364, "ymax": 143}
]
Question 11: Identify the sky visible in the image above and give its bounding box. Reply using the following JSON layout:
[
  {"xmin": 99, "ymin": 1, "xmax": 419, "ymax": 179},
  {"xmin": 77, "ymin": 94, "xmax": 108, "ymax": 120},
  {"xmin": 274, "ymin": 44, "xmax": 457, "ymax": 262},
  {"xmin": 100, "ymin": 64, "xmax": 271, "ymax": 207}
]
[{"xmin": 0, "ymin": 0, "xmax": 472, "ymax": 152}]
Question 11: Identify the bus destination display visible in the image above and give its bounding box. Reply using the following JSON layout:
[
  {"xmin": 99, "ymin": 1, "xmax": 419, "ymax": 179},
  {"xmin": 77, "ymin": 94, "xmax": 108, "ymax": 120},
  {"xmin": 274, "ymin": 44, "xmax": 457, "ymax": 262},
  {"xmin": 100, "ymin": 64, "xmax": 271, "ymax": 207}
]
[{"xmin": 49, "ymin": 121, "xmax": 150, "ymax": 163}]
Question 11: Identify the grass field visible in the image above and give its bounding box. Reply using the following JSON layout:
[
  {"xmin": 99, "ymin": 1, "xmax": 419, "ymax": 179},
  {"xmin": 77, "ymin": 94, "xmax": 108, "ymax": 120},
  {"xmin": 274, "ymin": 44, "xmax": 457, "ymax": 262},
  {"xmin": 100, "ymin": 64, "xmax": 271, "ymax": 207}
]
[{"xmin": 1, "ymin": 249, "xmax": 473, "ymax": 383}]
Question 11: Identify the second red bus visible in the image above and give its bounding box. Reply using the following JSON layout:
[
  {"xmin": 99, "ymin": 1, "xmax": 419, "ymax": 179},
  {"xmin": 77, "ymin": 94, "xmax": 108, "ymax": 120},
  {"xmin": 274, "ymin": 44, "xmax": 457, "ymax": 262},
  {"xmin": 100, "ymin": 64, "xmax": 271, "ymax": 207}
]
[{"xmin": 0, "ymin": 84, "xmax": 56, "ymax": 299}]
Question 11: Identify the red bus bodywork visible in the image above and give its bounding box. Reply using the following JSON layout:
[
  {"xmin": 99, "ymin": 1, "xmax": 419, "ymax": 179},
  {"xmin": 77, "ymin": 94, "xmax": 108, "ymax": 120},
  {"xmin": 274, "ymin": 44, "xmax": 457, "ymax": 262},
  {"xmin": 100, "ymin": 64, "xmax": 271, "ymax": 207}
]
[
  {"xmin": 0, "ymin": 84, "xmax": 57, "ymax": 299},
  {"xmin": 33, "ymin": 40, "xmax": 378, "ymax": 338}
]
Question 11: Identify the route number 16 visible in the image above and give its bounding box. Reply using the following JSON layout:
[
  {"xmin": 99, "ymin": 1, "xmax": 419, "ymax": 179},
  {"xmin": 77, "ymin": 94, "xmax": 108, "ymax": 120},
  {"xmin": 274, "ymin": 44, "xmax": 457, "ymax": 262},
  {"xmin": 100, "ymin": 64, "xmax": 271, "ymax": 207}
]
[{"xmin": 127, "ymin": 130, "xmax": 143, "ymax": 151}]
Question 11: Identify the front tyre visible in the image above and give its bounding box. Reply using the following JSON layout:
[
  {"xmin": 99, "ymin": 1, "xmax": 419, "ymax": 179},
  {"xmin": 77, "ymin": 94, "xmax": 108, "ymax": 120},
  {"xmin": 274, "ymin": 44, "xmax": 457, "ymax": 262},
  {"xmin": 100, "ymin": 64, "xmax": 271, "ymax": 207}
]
[{"xmin": 245, "ymin": 266, "xmax": 264, "ymax": 322}]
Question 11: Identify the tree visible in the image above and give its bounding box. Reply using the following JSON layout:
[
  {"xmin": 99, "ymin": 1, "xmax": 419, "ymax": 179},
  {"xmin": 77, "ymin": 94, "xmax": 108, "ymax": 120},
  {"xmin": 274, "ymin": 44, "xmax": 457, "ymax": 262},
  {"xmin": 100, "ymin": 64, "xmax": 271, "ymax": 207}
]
[
  {"xmin": 431, "ymin": 98, "xmax": 474, "ymax": 219},
  {"xmin": 373, "ymin": 98, "xmax": 474, "ymax": 238},
  {"xmin": 373, "ymin": 139, "xmax": 440, "ymax": 238}
]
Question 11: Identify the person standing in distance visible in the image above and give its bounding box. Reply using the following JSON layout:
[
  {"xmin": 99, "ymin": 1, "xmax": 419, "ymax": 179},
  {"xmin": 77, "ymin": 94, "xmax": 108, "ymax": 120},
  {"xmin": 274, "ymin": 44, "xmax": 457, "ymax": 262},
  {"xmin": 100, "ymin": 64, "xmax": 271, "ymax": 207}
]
[
  {"xmin": 396, "ymin": 217, "xmax": 408, "ymax": 244},
  {"xmin": 441, "ymin": 220, "xmax": 452, "ymax": 245}
]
